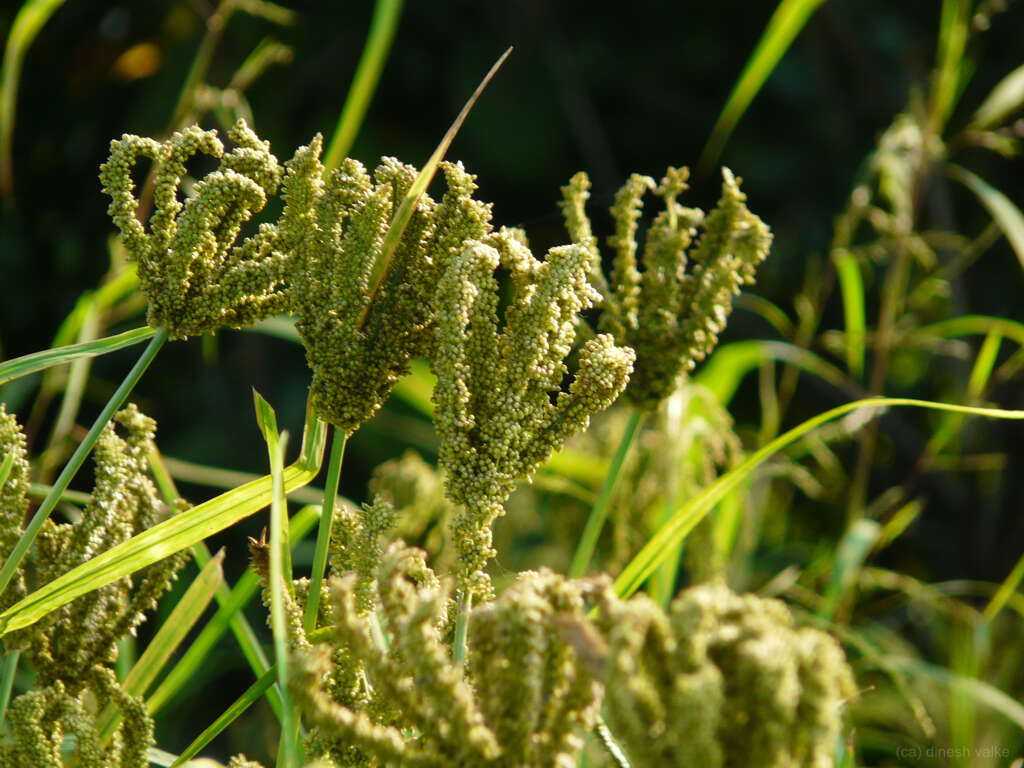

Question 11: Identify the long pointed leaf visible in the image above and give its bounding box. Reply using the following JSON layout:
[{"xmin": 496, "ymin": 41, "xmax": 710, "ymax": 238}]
[
  {"xmin": 323, "ymin": 0, "xmax": 406, "ymax": 170},
  {"xmin": 0, "ymin": 407, "xmax": 327, "ymax": 637},
  {"xmin": 948, "ymin": 164, "xmax": 1024, "ymax": 270},
  {"xmin": 0, "ymin": 0, "xmax": 68, "ymax": 200},
  {"xmin": 970, "ymin": 62, "xmax": 1024, "ymax": 130},
  {"xmin": 698, "ymin": 0, "xmax": 827, "ymax": 175},
  {"xmin": 0, "ymin": 326, "xmax": 156, "ymax": 388},
  {"xmin": 360, "ymin": 46, "xmax": 512, "ymax": 317},
  {"xmin": 614, "ymin": 397, "xmax": 1024, "ymax": 599}
]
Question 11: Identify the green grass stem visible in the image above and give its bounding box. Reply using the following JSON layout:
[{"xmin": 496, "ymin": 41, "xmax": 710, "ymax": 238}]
[
  {"xmin": 452, "ymin": 591, "xmax": 472, "ymax": 665},
  {"xmin": 697, "ymin": 0, "xmax": 827, "ymax": 176},
  {"xmin": 0, "ymin": 0, "xmax": 67, "ymax": 202},
  {"xmin": 0, "ymin": 399, "xmax": 327, "ymax": 638},
  {"xmin": 0, "ymin": 325, "xmax": 156, "ymax": 388},
  {"xmin": 0, "ymin": 325, "xmax": 168, "ymax": 598},
  {"xmin": 0, "ymin": 648, "xmax": 18, "ymax": 728},
  {"xmin": 569, "ymin": 408, "xmax": 645, "ymax": 579},
  {"xmin": 614, "ymin": 397, "xmax": 1024, "ymax": 599},
  {"xmin": 304, "ymin": 428, "xmax": 347, "ymax": 634},
  {"xmin": 254, "ymin": 390, "xmax": 299, "ymax": 768},
  {"xmin": 323, "ymin": 0, "xmax": 406, "ymax": 171}
]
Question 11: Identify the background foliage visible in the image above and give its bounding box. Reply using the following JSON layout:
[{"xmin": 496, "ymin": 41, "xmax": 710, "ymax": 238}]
[{"xmin": 1, "ymin": 1, "xmax": 1023, "ymax": 765}]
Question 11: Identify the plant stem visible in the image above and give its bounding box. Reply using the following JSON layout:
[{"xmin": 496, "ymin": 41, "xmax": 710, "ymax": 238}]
[
  {"xmin": 323, "ymin": 0, "xmax": 406, "ymax": 171},
  {"xmin": 594, "ymin": 716, "xmax": 631, "ymax": 768},
  {"xmin": 452, "ymin": 591, "xmax": 472, "ymax": 664},
  {"xmin": 569, "ymin": 408, "xmax": 645, "ymax": 579},
  {"xmin": 304, "ymin": 428, "xmax": 347, "ymax": 634},
  {"xmin": 0, "ymin": 326, "xmax": 168, "ymax": 597},
  {"xmin": 0, "ymin": 649, "xmax": 19, "ymax": 726}
]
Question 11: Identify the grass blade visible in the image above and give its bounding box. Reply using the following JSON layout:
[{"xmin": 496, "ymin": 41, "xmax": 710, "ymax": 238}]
[
  {"xmin": 147, "ymin": 505, "xmax": 320, "ymax": 718},
  {"xmin": 323, "ymin": 0, "xmax": 406, "ymax": 170},
  {"xmin": 697, "ymin": 0, "xmax": 827, "ymax": 175},
  {"xmin": 0, "ymin": 649, "xmax": 18, "ymax": 727},
  {"xmin": 304, "ymin": 429, "xmax": 346, "ymax": 633},
  {"xmin": 693, "ymin": 339, "xmax": 852, "ymax": 406},
  {"xmin": 0, "ymin": 401, "xmax": 327, "ymax": 637},
  {"xmin": 833, "ymin": 248, "xmax": 866, "ymax": 379},
  {"xmin": 124, "ymin": 551, "xmax": 224, "ymax": 699},
  {"xmin": 254, "ymin": 390, "xmax": 299, "ymax": 767},
  {"xmin": 360, "ymin": 46, "xmax": 512, "ymax": 318},
  {"xmin": 929, "ymin": 0, "xmax": 971, "ymax": 133},
  {"xmin": 886, "ymin": 656, "xmax": 1024, "ymax": 730},
  {"xmin": 947, "ymin": 164, "xmax": 1024, "ymax": 270},
  {"xmin": 0, "ymin": 326, "xmax": 168, "ymax": 599},
  {"xmin": 0, "ymin": 0, "xmax": 67, "ymax": 201},
  {"xmin": 970, "ymin": 62, "xmax": 1024, "ymax": 130},
  {"xmin": 98, "ymin": 551, "xmax": 225, "ymax": 743},
  {"xmin": 569, "ymin": 408, "xmax": 645, "ymax": 578},
  {"xmin": 614, "ymin": 397, "xmax": 1024, "ymax": 599},
  {"xmin": 983, "ymin": 551, "xmax": 1024, "ymax": 624},
  {"xmin": 0, "ymin": 451, "xmax": 14, "ymax": 491},
  {"xmin": 169, "ymin": 666, "xmax": 278, "ymax": 767},
  {"xmin": 820, "ymin": 518, "xmax": 880, "ymax": 619},
  {"xmin": 0, "ymin": 326, "xmax": 156, "ymax": 388}
]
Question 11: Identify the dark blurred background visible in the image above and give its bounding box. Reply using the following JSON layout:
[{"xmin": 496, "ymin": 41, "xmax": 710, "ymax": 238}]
[{"xmin": 1, "ymin": 1, "xmax": 1022, "ymax": 760}]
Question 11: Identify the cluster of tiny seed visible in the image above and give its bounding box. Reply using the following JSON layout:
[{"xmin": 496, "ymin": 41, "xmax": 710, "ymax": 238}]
[
  {"xmin": 0, "ymin": 406, "xmax": 185, "ymax": 767},
  {"xmin": 289, "ymin": 547, "xmax": 606, "ymax": 768},
  {"xmin": 561, "ymin": 167, "xmax": 773, "ymax": 410},
  {"xmin": 9, "ymin": 405, "xmax": 187, "ymax": 689},
  {"xmin": 467, "ymin": 569, "xmax": 605, "ymax": 767},
  {"xmin": 0, "ymin": 404, "xmax": 31, "ymax": 611},
  {"xmin": 432, "ymin": 229, "xmax": 635, "ymax": 599},
  {"xmin": 328, "ymin": 496, "xmax": 398, "ymax": 616},
  {"xmin": 279, "ymin": 135, "xmax": 494, "ymax": 433},
  {"xmin": 594, "ymin": 581, "xmax": 856, "ymax": 768},
  {"xmin": 99, "ymin": 120, "xmax": 289, "ymax": 339},
  {"xmin": 0, "ymin": 667, "xmax": 153, "ymax": 768},
  {"xmin": 368, "ymin": 449, "xmax": 458, "ymax": 574}
]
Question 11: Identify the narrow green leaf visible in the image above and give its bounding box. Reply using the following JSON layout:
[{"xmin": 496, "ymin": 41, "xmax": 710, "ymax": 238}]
[
  {"xmin": 98, "ymin": 552, "xmax": 225, "ymax": 743},
  {"xmin": 948, "ymin": 164, "xmax": 1024, "ymax": 270},
  {"xmin": 698, "ymin": 0, "xmax": 827, "ymax": 175},
  {"xmin": 0, "ymin": 327, "xmax": 168, "ymax": 598},
  {"xmin": 323, "ymin": 0, "xmax": 406, "ymax": 171},
  {"xmin": 169, "ymin": 666, "xmax": 278, "ymax": 767},
  {"xmin": 820, "ymin": 518, "xmax": 880, "ymax": 619},
  {"xmin": 911, "ymin": 314, "xmax": 1024, "ymax": 348},
  {"xmin": 0, "ymin": 406, "xmax": 327, "ymax": 637},
  {"xmin": 983, "ymin": 551, "xmax": 1024, "ymax": 624},
  {"xmin": 886, "ymin": 656, "xmax": 1024, "ymax": 729},
  {"xmin": 125, "ymin": 550, "xmax": 224, "ymax": 699},
  {"xmin": 875, "ymin": 498, "xmax": 923, "ymax": 551},
  {"xmin": 614, "ymin": 397, "xmax": 1024, "ymax": 599},
  {"xmin": 305, "ymin": 430, "xmax": 346, "ymax": 633},
  {"xmin": 0, "ymin": 0, "xmax": 67, "ymax": 200},
  {"xmin": 569, "ymin": 409, "xmax": 645, "ymax": 578},
  {"xmin": 147, "ymin": 506, "xmax": 320, "ymax": 718},
  {"xmin": 0, "ymin": 451, "xmax": 14, "ymax": 492},
  {"xmin": 0, "ymin": 326, "xmax": 156, "ymax": 387},
  {"xmin": 51, "ymin": 261, "xmax": 140, "ymax": 348},
  {"xmin": 929, "ymin": 0, "xmax": 971, "ymax": 133},
  {"xmin": 360, "ymin": 46, "xmax": 512, "ymax": 318},
  {"xmin": 971, "ymin": 62, "xmax": 1024, "ymax": 129},
  {"xmin": 833, "ymin": 248, "xmax": 866, "ymax": 379},
  {"xmin": 253, "ymin": 388, "xmax": 279, "ymax": 443},
  {"xmin": 693, "ymin": 339, "xmax": 851, "ymax": 406},
  {"xmin": 260, "ymin": 411, "xmax": 298, "ymax": 767},
  {"xmin": 0, "ymin": 648, "xmax": 19, "ymax": 727}
]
